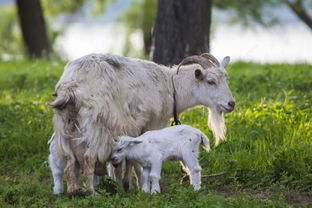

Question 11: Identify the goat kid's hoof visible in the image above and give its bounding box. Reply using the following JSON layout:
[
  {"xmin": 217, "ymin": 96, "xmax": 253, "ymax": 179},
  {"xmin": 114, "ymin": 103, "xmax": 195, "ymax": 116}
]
[
  {"xmin": 142, "ymin": 188, "xmax": 150, "ymax": 193},
  {"xmin": 150, "ymin": 190, "xmax": 160, "ymax": 194},
  {"xmin": 53, "ymin": 190, "xmax": 63, "ymax": 195},
  {"xmin": 193, "ymin": 186, "xmax": 201, "ymax": 191}
]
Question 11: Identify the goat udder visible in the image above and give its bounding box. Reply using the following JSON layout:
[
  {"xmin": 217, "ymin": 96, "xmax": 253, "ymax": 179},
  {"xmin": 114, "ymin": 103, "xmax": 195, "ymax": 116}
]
[{"xmin": 94, "ymin": 162, "xmax": 107, "ymax": 176}]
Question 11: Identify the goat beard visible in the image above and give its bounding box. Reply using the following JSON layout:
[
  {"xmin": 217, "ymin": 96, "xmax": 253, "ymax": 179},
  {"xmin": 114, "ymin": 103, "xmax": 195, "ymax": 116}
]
[{"xmin": 208, "ymin": 108, "xmax": 226, "ymax": 146}]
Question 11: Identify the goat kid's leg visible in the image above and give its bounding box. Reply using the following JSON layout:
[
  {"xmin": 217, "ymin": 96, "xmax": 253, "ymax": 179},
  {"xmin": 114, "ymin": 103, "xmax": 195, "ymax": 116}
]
[
  {"xmin": 122, "ymin": 159, "xmax": 133, "ymax": 191},
  {"xmin": 48, "ymin": 154, "xmax": 64, "ymax": 194},
  {"xmin": 182, "ymin": 156, "xmax": 202, "ymax": 191},
  {"xmin": 141, "ymin": 167, "xmax": 151, "ymax": 193},
  {"xmin": 149, "ymin": 162, "xmax": 162, "ymax": 194},
  {"xmin": 114, "ymin": 162, "xmax": 123, "ymax": 189}
]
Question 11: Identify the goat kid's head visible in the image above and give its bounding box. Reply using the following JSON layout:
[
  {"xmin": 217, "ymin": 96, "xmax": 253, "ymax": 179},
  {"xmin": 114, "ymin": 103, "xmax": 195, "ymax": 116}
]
[
  {"xmin": 111, "ymin": 136, "xmax": 142, "ymax": 166},
  {"xmin": 177, "ymin": 53, "xmax": 235, "ymax": 145}
]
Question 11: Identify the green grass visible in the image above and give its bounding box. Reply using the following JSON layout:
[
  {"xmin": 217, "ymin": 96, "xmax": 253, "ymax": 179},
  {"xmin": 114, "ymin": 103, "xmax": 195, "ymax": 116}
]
[{"xmin": 0, "ymin": 59, "xmax": 311, "ymax": 207}]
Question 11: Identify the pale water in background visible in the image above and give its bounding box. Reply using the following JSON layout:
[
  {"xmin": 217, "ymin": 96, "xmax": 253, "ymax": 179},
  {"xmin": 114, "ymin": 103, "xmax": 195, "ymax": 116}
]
[
  {"xmin": 55, "ymin": 21, "xmax": 312, "ymax": 63},
  {"xmin": 54, "ymin": 1, "xmax": 312, "ymax": 63}
]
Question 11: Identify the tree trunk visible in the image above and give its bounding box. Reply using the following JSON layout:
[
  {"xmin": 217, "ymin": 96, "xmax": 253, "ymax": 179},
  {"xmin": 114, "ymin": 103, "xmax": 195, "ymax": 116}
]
[
  {"xmin": 152, "ymin": 0, "xmax": 212, "ymax": 65},
  {"xmin": 16, "ymin": 0, "xmax": 51, "ymax": 58},
  {"xmin": 285, "ymin": 0, "xmax": 312, "ymax": 30}
]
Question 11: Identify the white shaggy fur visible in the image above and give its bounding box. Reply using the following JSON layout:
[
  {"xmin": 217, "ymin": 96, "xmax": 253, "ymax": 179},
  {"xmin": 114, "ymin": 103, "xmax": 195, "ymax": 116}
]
[
  {"xmin": 48, "ymin": 134, "xmax": 112, "ymax": 194},
  {"xmin": 48, "ymin": 134, "xmax": 64, "ymax": 194},
  {"xmin": 111, "ymin": 125, "xmax": 211, "ymax": 193},
  {"xmin": 50, "ymin": 53, "xmax": 234, "ymax": 194}
]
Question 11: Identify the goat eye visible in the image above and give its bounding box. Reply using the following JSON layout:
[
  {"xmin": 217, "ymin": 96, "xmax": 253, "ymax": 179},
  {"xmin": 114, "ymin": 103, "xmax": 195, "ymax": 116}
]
[
  {"xmin": 207, "ymin": 79, "xmax": 216, "ymax": 85},
  {"xmin": 117, "ymin": 148, "xmax": 122, "ymax": 152}
]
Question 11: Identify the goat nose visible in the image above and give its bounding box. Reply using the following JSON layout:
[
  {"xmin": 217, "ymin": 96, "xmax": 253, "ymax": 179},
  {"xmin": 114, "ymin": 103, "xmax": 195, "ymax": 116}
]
[{"xmin": 228, "ymin": 101, "xmax": 235, "ymax": 108}]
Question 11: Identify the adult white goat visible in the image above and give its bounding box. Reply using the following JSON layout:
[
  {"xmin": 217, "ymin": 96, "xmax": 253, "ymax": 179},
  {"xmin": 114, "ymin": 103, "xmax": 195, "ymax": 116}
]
[
  {"xmin": 50, "ymin": 53, "xmax": 235, "ymax": 195},
  {"xmin": 111, "ymin": 125, "xmax": 211, "ymax": 193}
]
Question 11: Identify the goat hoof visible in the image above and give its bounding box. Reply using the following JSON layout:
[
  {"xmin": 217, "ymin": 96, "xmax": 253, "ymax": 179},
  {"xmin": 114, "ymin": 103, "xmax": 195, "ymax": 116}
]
[
  {"xmin": 151, "ymin": 189, "xmax": 160, "ymax": 194},
  {"xmin": 91, "ymin": 191, "xmax": 100, "ymax": 196},
  {"xmin": 68, "ymin": 190, "xmax": 85, "ymax": 198},
  {"xmin": 193, "ymin": 186, "xmax": 201, "ymax": 191},
  {"xmin": 85, "ymin": 189, "xmax": 100, "ymax": 196}
]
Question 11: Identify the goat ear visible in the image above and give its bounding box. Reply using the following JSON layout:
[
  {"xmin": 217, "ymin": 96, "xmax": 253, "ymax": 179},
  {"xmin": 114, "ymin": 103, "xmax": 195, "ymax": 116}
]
[
  {"xmin": 194, "ymin": 69, "xmax": 204, "ymax": 80},
  {"xmin": 221, "ymin": 56, "xmax": 230, "ymax": 68}
]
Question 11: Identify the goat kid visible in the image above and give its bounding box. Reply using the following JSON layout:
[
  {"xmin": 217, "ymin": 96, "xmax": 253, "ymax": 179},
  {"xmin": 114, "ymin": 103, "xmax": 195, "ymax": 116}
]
[{"xmin": 111, "ymin": 125, "xmax": 211, "ymax": 193}]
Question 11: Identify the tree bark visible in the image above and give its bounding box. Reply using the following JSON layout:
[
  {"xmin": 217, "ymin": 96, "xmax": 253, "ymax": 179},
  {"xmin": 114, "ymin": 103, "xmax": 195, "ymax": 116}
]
[
  {"xmin": 16, "ymin": 0, "xmax": 51, "ymax": 58},
  {"xmin": 152, "ymin": 0, "xmax": 212, "ymax": 65},
  {"xmin": 285, "ymin": 0, "xmax": 312, "ymax": 30}
]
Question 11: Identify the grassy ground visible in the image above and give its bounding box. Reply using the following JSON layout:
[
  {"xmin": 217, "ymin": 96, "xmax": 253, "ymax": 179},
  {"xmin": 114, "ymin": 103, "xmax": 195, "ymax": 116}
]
[{"xmin": 0, "ymin": 59, "xmax": 311, "ymax": 207}]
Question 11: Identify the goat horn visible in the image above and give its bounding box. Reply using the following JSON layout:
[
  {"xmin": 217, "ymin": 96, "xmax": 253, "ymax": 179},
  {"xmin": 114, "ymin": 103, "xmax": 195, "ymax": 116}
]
[
  {"xmin": 176, "ymin": 55, "xmax": 212, "ymax": 74},
  {"xmin": 200, "ymin": 53, "xmax": 220, "ymax": 67}
]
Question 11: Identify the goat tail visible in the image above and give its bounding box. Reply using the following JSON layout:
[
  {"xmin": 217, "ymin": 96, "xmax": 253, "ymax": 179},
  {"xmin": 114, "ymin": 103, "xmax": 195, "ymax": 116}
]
[
  {"xmin": 50, "ymin": 82, "xmax": 80, "ymax": 160},
  {"xmin": 49, "ymin": 83, "xmax": 77, "ymax": 110},
  {"xmin": 201, "ymin": 133, "xmax": 211, "ymax": 152}
]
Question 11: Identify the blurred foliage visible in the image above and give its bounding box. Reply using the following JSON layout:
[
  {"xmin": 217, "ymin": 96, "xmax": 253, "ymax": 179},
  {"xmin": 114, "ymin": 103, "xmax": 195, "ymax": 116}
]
[
  {"xmin": 214, "ymin": 0, "xmax": 312, "ymax": 27},
  {"xmin": 41, "ymin": 0, "xmax": 115, "ymax": 16},
  {"xmin": 41, "ymin": 0, "xmax": 86, "ymax": 16},
  {"xmin": 91, "ymin": 0, "xmax": 116, "ymax": 16},
  {"xmin": 214, "ymin": 0, "xmax": 280, "ymax": 26},
  {"xmin": 0, "ymin": 0, "xmax": 115, "ymax": 60},
  {"xmin": 119, "ymin": 0, "xmax": 157, "ymax": 56},
  {"xmin": 0, "ymin": 6, "xmax": 23, "ymax": 59}
]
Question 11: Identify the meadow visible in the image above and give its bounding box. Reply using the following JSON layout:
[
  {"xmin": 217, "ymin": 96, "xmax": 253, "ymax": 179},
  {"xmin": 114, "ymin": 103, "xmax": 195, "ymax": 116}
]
[{"xmin": 0, "ymin": 59, "xmax": 311, "ymax": 207}]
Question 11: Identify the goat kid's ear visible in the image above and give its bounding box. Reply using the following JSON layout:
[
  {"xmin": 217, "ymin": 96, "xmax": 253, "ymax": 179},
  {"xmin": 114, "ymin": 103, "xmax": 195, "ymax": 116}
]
[
  {"xmin": 194, "ymin": 69, "xmax": 204, "ymax": 80},
  {"xmin": 221, "ymin": 56, "xmax": 230, "ymax": 68},
  {"xmin": 130, "ymin": 140, "xmax": 143, "ymax": 145}
]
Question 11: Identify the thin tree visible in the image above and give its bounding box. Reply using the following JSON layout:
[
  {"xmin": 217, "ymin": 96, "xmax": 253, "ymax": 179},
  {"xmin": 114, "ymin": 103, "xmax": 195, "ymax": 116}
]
[
  {"xmin": 16, "ymin": 0, "xmax": 51, "ymax": 58},
  {"xmin": 214, "ymin": 0, "xmax": 312, "ymax": 30},
  {"xmin": 152, "ymin": 0, "xmax": 212, "ymax": 65},
  {"xmin": 285, "ymin": 0, "xmax": 312, "ymax": 30}
]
